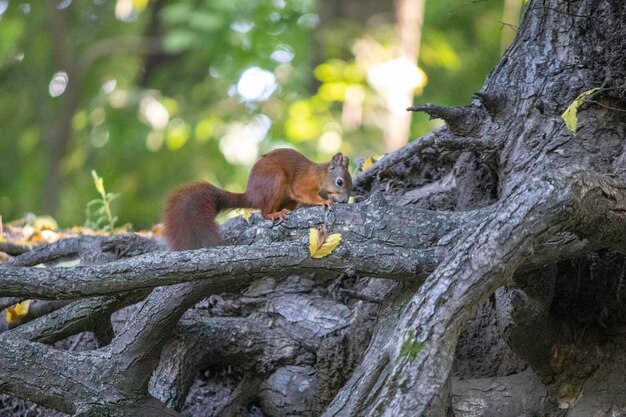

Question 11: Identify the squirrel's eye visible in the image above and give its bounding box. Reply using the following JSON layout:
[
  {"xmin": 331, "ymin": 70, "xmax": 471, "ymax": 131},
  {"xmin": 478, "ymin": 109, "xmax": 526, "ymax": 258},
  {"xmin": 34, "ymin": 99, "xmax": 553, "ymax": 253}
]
[{"xmin": 336, "ymin": 178, "xmax": 344, "ymax": 187}]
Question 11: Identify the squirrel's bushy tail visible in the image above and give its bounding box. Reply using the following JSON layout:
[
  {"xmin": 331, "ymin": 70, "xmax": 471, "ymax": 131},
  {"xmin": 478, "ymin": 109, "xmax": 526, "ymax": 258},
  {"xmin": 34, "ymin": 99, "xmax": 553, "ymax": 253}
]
[{"xmin": 163, "ymin": 182, "xmax": 247, "ymax": 251}]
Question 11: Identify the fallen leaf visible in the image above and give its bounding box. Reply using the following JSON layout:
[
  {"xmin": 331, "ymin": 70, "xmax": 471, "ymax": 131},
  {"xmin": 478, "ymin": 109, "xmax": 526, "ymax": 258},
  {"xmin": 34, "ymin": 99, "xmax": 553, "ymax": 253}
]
[
  {"xmin": 309, "ymin": 227, "xmax": 341, "ymax": 258},
  {"xmin": 361, "ymin": 155, "xmax": 382, "ymax": 171},
  {"xmin": 6, "ymin": 300, "xmax": 31, "ymax": 324},
  {"xmin": 236, "ymin": 208, "xmax": 258, "ymax": 222}
]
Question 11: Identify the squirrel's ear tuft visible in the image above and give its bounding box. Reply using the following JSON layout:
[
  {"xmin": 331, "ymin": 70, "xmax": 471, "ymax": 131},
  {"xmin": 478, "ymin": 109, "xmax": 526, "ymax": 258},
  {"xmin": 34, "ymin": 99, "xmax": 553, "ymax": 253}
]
[
  {"xmin": 330, "ymin": 153, "xmax": 349, "ymax": 169},
  {"xmin": 330, "ymin": 153, "xmax": 344, "ymax": 167}
]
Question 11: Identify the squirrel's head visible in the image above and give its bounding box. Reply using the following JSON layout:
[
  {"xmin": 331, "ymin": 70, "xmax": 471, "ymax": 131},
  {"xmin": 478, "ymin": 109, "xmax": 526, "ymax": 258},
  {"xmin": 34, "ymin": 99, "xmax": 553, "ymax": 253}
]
[{"xmin": 325, "ymin": 153, "xmax": 352, "ymax": 203}]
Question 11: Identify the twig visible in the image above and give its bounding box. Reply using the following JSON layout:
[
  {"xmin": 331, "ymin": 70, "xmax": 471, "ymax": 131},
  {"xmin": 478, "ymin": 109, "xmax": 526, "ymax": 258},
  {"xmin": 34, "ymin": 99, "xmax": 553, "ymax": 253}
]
[
  {"xmin": 0, "ymin": 242, "xmax": 32, "ymax": 256},
  {"xmin": 69, "ymin": 332, "xmax": 85, "ymax": 352},
  {"xmin": 528, "ymin": 6, "xmax": 590, "ymax": 18},
  {"xmin": 448, "ymin": 0, "xmax": 489, "ymax": 16},
  {"xmin": 586, "ymin": 100, "xmax": 626, "ymax": 113}
]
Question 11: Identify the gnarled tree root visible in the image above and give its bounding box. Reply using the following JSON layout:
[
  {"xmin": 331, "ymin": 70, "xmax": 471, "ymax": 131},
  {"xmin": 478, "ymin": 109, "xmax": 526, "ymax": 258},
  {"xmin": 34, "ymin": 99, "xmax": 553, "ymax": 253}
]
[{"xmin": 324, "ymin": 171, "xmax": 626, "ymax": 416}]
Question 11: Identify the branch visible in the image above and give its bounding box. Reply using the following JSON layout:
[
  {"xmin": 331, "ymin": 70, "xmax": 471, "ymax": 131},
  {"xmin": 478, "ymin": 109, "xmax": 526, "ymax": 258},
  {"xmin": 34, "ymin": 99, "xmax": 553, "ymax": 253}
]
[
  {"xmin": 0, "ymin": 331, "xmax": 182, "ymax": 417},
  {"xmin": 0, "ymin": 337, "xmax": 96, "ymax": 414},
  {"xmin": 472, "ymin": 91, "xmax": 501, "ymax": 116},
  {"xmin": 0, "ymin": 240, "xmax": 437, "ymax": 299},
  {"xmin": 73, "ymin": 399, "xmax": 182, "ymax": 417},
  {"xmin": 5, "ymin": 236, "xmax": 93, "ymax": 267},
  {"xmin": 221, "ymin": 195, "xmax": 473, "ymax": 249},
  {"xmin": 5, "ymin": 234, "xmax": 160, "ymax": 267},
  {"xmin": 78, "ymin": 37, "xmax": 164, "ymax": 77},
  {"xmin": 354, "ymin": 129, "xmax": 496, "ymax": 194},
  {"xmin": 528, "ymin": 5, "xmax": 590, "ymax": 18},
  {"xmin": 7, "ymin": 292, "xmax": 147, "ymax": 344},
  {"xmin": 407, "ymin": 103, "xmax": 485, "ymax": 136},
  {"xmin": 111, "ymin": 282, "xmax": 216, "ymax": 389},
  {"xmin": 4, "ymin": 299, "xmax": 71, "ymax": 330},
  {"xmin": 322, "ymin": 287, "xmax": 411, "ymax": 417},
  {"xmin": 151, "ymin": 313, "xmax": 302, "ymax": 410},
  {"xmin": 0, "ymin": 242, "xmax": 31, "ymax": 256}
]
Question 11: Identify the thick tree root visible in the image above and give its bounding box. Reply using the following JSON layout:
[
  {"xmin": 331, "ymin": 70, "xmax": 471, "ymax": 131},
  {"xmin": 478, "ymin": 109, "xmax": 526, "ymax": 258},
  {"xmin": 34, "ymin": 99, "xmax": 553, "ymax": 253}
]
[{"xmin": 331, "ymin": 171, "xmax": 626, "ymax": 416}]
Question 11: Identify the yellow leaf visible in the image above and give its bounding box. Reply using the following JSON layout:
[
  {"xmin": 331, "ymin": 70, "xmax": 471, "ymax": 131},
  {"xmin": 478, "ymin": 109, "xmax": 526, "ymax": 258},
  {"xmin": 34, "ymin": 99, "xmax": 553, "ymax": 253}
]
[
  {"xmin": 309, "ymin": 228, "xmax": 322, "ymax": 256},
  {"xmin": 361, "ymin": 156, "xmax": 375, "ymax": 171},
  {"xmin": 92, "ymin": 170, "xmax": 106, "ymax": 195},
  {"xmin": 361, "ymin": 154, "xmax": 383, "ymax": 171},
  {"xmin": 236, "ymin": 208, "xmax": 257, "ymax": 222},
  {"xmin": 309, "ymin": 227, "xmax": 342, "ymax": 258},
  {"xmin": 97, "ymin": 178, "xmax": 105, "ymax": 195},
  {"xmin": 561, "ymin": 88, "xmax": 601, "ymax": 135},
  {"xmin": 5, "ymin": 307, "xmax": 16, "ymax": 324},
  {"xmin": 33, "ymin": 216, "xmax": 58, "ymax": 232},
  {"xmin": 314, "ymin": 233, "xmax": 342, "ymax": 258},
  {"xmin": 132, "ymin": 0, "xmax": 149, "ymax": 12},
  {"xmin": 5, "ymin": 300, "xmax": 30, "ymax": 324},
  {"xmin": 14, "ymin": 300, "xmax": 30, "ymax": 316}
]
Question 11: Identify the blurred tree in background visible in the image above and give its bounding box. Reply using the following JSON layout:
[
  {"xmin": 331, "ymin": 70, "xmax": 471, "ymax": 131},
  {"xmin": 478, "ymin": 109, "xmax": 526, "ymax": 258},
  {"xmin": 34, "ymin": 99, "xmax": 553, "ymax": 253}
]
[{"xmin": 0, "ymin": 0, "xmax": 522, "ymax": 230}]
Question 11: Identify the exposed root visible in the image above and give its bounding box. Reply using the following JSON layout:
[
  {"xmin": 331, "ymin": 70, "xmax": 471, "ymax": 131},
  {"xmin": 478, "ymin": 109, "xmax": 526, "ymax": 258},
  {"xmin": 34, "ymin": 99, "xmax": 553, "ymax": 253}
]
[
  {"xmin": 407, "ymin": 103, "xmax": 485, "ymax": 136},
  {"xmin": 331, "ymin": 171, "xmax": 626, "ymax": 416},
  {"xmin": 354, "ymin": 129, "xmax": 496, "ymax": 193}
]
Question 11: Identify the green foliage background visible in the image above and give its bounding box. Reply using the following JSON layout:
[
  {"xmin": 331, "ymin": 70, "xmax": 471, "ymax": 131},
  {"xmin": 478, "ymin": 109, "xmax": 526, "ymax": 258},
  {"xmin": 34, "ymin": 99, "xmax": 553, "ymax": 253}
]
[{"xmin": 0, "ymin": 0, "xmax": 513, "ymax": 230}]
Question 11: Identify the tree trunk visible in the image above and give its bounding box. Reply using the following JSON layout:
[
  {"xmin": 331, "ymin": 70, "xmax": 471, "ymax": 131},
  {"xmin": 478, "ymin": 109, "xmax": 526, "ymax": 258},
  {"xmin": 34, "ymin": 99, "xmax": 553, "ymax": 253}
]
[
  {"xmin": 43, "ymin": 2, "xmax": 79, "ymax": 216},
  {"xmin": 41, "ymin": 2, "xmax": 164, "ymax": 217},
  {"xmin": 385, "ymin": 0, "xmax": 426, "ymax": 151},
  {"xmin": 2, "ymin": 0, "xmax": 626, "ymax": 416}
]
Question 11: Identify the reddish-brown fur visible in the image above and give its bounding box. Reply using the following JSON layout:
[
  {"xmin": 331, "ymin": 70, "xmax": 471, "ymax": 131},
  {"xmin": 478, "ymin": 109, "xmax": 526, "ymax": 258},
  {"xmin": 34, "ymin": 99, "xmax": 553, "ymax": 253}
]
[{"xmin": 163, "ymin": 148, "xmax": 352, "ymax": 251}]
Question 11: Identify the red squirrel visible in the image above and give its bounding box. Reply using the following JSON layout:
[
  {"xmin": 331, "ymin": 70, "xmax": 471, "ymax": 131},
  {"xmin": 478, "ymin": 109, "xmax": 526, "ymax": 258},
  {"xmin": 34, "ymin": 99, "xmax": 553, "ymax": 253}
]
[{"xmin": 163, "ymin": 148, "xmax": 352, "ymax": 251}]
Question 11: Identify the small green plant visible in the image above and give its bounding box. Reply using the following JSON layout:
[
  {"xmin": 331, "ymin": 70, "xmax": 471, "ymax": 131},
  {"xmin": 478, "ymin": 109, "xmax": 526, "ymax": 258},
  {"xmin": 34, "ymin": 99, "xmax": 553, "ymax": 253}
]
[
  {"xmin": 399, "ymin": 330, "xmax": 425, "ymax": 360},
  {"xmin": 85, "ymin": 170, "xmax": 120, "ymax": 233}
]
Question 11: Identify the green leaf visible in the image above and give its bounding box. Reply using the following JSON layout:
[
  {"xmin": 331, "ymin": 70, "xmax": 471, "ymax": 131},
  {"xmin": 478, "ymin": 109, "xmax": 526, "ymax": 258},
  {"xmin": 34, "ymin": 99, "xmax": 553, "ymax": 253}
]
[
  {"xmin": 161, "ymin": 3, "xmax": 193, "ymax": 25},
  {"xmin": 163, "ymin": 30, "xmax": 197, "ymax": 53},
  {"xmin": 188, "ymin": 13, "xmax": 224, "ymax": 33},
  {"xmin": 107, "ymin": 192, "xmax": 120, "ymax": 202},
  {"xmin": 561, "ymin": 88, "xmax": 601, "ymax": 135}
]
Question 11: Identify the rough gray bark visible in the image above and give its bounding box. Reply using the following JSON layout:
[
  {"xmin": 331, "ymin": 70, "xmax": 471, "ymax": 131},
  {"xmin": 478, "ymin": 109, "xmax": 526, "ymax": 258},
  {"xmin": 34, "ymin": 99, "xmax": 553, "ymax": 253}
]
[
  {"xmin": 2, "ymin": 0, "xmax": 626, "ymax": 416},
  {"xmin": 451, "ymin": 369, "xmax": 548, "ymax": 417}
]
